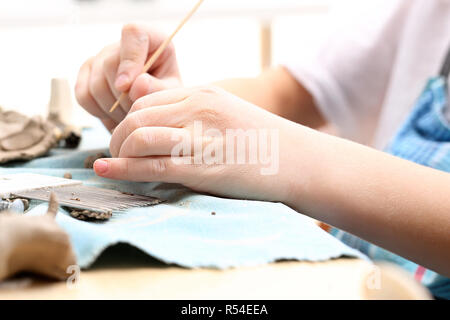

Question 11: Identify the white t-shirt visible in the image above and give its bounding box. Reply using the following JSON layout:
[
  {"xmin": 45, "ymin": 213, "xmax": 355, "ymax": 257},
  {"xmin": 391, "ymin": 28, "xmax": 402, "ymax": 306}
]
[{"xmin": 284, "ymin": 0, "xmax": 450, "ymax": 149}]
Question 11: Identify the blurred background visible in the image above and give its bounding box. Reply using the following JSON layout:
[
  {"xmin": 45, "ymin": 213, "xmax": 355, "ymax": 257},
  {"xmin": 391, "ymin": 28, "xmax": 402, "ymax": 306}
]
[{"xmin": 0, "ymin": 0, "xmax": 356, "ymax": 126}]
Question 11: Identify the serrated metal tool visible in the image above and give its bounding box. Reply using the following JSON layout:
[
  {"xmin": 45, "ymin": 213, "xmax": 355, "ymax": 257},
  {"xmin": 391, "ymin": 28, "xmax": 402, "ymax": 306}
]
[{"xmin": 0, "ymin": 173, "xmax": 162, "ymax": 214}]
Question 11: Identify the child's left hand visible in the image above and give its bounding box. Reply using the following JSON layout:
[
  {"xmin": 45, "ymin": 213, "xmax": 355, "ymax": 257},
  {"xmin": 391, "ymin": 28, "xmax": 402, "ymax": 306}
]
[
  {"xmin": 94, "ymin": 86, "xmax": 317, "ymax": 204},
  {"xmin": 93, "ymin": 86, "xmax": 450, "ymax": 276}
]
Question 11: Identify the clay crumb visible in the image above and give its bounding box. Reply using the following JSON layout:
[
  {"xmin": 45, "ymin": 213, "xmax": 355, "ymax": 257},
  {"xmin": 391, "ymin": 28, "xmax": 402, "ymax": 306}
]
[
  {"xmin": 63, "ymin": 172, "xmax": 72, "ymax": 179},
  {"xmin": 70, "ymin": 197, "xmax": 80, "ymax": 201},
  {"xmin": 69, "ymin": 209, "xmax": 112, "ymax": 221},
  {"xmin": 84, "ymin": 152, "xmax": 108, "ymax": 169},
  {"xmin": 211, "ymin": 211, "xmax": 216, "ymax": 216}
]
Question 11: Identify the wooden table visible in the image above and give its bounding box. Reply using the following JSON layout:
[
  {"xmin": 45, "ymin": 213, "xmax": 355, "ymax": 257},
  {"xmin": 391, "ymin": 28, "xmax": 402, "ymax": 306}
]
[{"xmin": 0, "ymin": 257, "xmax": 431, "ymax": 300}]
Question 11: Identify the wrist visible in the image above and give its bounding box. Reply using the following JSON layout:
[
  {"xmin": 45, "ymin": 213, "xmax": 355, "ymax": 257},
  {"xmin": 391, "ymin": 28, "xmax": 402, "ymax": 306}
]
[{"xmin": 280, "ymin": 125, "xmax": 336, "ymax": 215}]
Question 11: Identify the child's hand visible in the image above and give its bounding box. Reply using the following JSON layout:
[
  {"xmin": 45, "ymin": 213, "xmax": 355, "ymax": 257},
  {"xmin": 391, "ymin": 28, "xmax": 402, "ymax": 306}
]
[
  {"xmin": 92, "ymin": 85, "xmax": 450, "ymax": 277},
  {"xmin": 75, "ymin": 24, "xmax": 181, "ymax": 132},
  {"xmin": 93, "ymin": 86, "xmax": 313, "ymax": 204}
]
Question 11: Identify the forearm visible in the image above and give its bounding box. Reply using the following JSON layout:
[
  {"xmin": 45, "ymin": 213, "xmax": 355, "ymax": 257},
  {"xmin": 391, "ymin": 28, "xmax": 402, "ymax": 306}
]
[
  {"xmin": 287, "ymin": 128, "xmax": 450, "ymax": 276},
  {"xmin": 213, "ymin": 66, "xmax": 326, "ymax": 129}
]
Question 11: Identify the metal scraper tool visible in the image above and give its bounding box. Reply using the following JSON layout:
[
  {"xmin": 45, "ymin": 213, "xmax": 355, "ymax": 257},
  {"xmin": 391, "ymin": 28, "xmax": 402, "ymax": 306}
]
[{"xmin": 0, "ymin": 173, "xmax": 162, "ymax": 214}]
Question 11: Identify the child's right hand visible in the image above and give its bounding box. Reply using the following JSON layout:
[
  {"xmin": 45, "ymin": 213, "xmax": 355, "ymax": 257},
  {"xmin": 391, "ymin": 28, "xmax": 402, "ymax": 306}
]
[{"xmin": 75, "ymin": 24, "xmax": 182, "ymax": 131}]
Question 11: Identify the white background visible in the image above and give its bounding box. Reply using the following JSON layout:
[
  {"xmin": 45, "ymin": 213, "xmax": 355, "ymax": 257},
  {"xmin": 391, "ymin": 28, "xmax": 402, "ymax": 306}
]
[{"xmin": 0, "ymin": 0, "xmax": 359, "ymax": 125}]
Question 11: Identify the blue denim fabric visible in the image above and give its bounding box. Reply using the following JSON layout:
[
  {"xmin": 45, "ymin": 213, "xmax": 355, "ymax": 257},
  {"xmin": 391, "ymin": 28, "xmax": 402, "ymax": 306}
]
[{"xmin": 0, "ymin": 123, "xmax": 366, "ymax": 270}]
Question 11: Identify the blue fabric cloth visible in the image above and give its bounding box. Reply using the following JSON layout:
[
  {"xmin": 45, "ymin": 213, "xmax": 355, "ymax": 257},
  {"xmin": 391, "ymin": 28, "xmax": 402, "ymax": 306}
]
[
  {"xmin": 331, "ymin": 77, "xmax": 450, "ymax": 299},
  {"xmin": 0, "ymin": 121, "xmax": 366, "ymax": 269}
]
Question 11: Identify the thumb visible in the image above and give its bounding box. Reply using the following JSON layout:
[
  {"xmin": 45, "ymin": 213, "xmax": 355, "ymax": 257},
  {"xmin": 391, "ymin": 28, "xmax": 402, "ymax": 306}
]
[
  {"xmin": 128, "ymin": 73, "xmax": 181, "ymax": 102},
  {"xmin": 115, "ymin": 24, "xmax": 149, "ymax": 92}
]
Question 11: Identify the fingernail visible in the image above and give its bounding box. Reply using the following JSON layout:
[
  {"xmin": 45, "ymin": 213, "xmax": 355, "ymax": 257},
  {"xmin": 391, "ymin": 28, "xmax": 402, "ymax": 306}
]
[
  {"xmin": 115, "ymin": 74, "xmax": 129, "ymax": 89},
  {"xmin": 94, "ymin": 159, "xmax": 109, "ymax": 174}
]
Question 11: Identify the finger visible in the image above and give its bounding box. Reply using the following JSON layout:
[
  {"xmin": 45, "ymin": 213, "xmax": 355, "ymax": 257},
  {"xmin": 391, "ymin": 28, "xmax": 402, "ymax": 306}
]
[
  {"xmin": 128, "ymin": 73, "xmax": 163, "ymax": 102},
  {"xmin": 103, "ymin": 51, "xmax": 133, "ymax": 113},
  {"xmin": 89, "ymin": 57, "xmax": 127, "ymax": 122},
  {"xmin": 118, "ymin": 126, "xmax": 190, "ymax": 158},
  {"xmin": 115, "ymin": 24, "xmax": 150, "ymax": 92},
  {"xmin": 75, "ymin": 58, "xmax": 110, "ymax": 120},
  {"xmin": 101, "ymin": 118, "xmax": 117, "ymax": 133},
  {"xmin": 129, "ymin": 86, "xmax": 194, "ymax": 113},
  {"xmin": 128, "ymin": 73, "xmax": 180, "ymax": 102},
  {"xmin": 110, "ymin": 102, "xmax": 187, "ymax": 157},
  {"xmin": 93, "ymin": 157, "xmax": 195, "ymax": 183}
]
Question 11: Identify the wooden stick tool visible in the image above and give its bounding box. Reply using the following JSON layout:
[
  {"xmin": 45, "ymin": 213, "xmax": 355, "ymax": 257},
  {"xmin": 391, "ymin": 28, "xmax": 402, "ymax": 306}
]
[{"xmin": 109, "ymin": 0, "xmax": 205, "ymax": 113}]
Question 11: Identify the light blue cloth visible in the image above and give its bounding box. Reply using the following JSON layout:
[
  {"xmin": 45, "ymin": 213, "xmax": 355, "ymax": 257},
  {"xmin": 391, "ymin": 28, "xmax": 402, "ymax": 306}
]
[
  {"xmin": 331, "ymin": 77, "xmax": 450, "ymax": 299},
  {"xmin": 0, "ymin": 122, "xmax": 366, "ymax": 269}
]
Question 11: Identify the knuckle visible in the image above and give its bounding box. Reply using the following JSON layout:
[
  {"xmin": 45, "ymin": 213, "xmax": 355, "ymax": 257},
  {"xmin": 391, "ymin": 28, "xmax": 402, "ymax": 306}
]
[
  {"xmin": 197, "ymin": 86, "xmax": 220, "ymax": 96},
  {"xmin": 124, "ymin": 112, "xmax": 144, "ymax": 137},
  {"xmin": 119, "ymin": 159, "xmax": 130, "ymax": 176},
  {"xmin": 194, "ymin": 107, "xmax": 221, "ymax": 122},
  {"xmin": 191, "ymin": 108, "xmax": 224, "ymax": 130},
  {"xmin": 122, "ymin": 23, "xmax": 142, "ymax": 36},
  {"xmin": 80, "ymin": 57, "xmax": 94, "ymax": 70},
  {"xmin": 189, "ymin": 101, "xmax": 220, "ymax": 121},
  {"xmin": 75, "ymin": 89, "xmax": 93, "ymax": 112},
  {"xmin": 74, "ymin": 84, "xmax": 86, "ymax": 105},
  {"xmin": 74, "ymin": 60, "xmax": 94, "ymax": 103},
  {"xmin": 119, "ymin": 58, "xmax": 140, "ymax": 71},
  {"xmin": 130, "ymin": 97, "xmax": 146, "ymax": 113},
  {"xmin": 84, "ymin": 57, "xmax": 94, "ymax": 66},
  {"xmin": 98, "ymin": 43, "xmax": 117, "ymax": 57},
  {"xmin": 186, "ymin": 86, "xmax": 225, "ymax": 123},
  {"xmin": 88, "ymin": 75, "xmax": 103, "ymax": 98},
  {"xmin": 133, "ymin": 127, "xmax": 155, "ymax": 150},
  {"xmin": 186, "ymin": 86, "xmax": 220, "ymax": 105},
  {"xmin": 121, "ymin": 24, "xmax": 148, "ymax": 60},
  {"xmin": 147, "ymin": 158, "xmax": 168, "ymax": 177}
]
